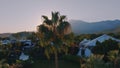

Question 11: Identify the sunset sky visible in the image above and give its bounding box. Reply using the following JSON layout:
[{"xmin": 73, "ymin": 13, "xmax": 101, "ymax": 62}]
[{"xmin": 0, "ymin": 0, "xmax": 120, "ymax": 33}]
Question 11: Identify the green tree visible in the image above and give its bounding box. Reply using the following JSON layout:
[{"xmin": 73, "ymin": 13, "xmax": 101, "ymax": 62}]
[
  {"xmin": 27, "ymin": 32, "xmax": 37, "ymax": 43},
  {"xmin": 37, "ymin": 12, "xmax": 72, "ymax": 68},
  {"xmin": 92, "ymin": 39, "xmax": 119, "ymax": 55}
]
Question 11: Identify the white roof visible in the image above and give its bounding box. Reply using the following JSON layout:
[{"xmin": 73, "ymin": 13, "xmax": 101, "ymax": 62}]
[
  {"xmin": 80, "ymin": 39, "xmax": 90, "ymax": 45},
  {"xmin": 1, "ymin": 40, "xmax": 11, "ymax": 45},
  {"xmin": 19, "ymin": 52, "xmax": 29, "ymax": 61},
  {"xmin": 85, "ymin": 34, "xmax": 120, "ymax": 46}
]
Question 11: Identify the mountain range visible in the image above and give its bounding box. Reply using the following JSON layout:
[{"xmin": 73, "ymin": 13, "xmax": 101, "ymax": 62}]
[
  {"xmin": 0, "ymin": 19, "xmax": 120, "ymax": 38},
  {"xmin": 0, "ymin": 33, "xmax": 12, "ymax": 38},
  {"xmin": 70, "ymin": 19, "xmax": 120, "ymax": 34}
]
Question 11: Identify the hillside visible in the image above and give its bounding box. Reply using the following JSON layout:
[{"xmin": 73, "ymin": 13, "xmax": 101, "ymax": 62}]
[
  {"xmin": 70, "ymin": 19, "xmax": 120, "ymax": 34},
  {"xmin": 0, "ymin": 31, "xmax": 34, "ymax": 39},
  {"xmin": 0, "ymin": 33, "xmax": 12, "ymax": 38}
]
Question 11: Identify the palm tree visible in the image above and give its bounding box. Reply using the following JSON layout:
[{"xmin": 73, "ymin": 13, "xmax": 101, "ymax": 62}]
[{"xmin": 37, "ymin": 12, "xmax": 72, "ymax": 68}]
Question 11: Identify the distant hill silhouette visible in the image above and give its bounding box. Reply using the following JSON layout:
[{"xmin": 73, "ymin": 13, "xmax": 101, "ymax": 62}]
[
  {"xmin": 1, "ymin": 20, "xmax": 120, "ymax": 36},
  {"xmin": 0, "ymin": 31, "xmax": 33, "ymax": 39},
  {"xmin": 70, "ymin": 19, "xmax": 120, "ymax": 34},
  {"xmin": 0, "ymin": 33, "xmax": 12, "ymax": 38}
]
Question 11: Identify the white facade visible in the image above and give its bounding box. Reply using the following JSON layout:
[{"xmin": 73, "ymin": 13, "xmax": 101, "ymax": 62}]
[
  {"xmin": 77, "ymin": 47, "xmax": 92, "ymax": 57},
  {"xmin": 19, "ymin": 52, "xmax": 29, "ymax": 61}
]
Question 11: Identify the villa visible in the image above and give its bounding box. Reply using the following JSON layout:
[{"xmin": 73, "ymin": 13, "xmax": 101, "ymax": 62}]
[{"xmin": 77, "ymin": 34, "xmax": 120, "ymax": 57}]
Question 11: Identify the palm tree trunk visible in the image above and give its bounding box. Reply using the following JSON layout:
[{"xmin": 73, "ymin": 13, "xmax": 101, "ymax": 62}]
[
  {"xmin": 55, "ymin": 51, "xmax": 58, "ymax": 68},
  {"xmin": 80, "ymin": 58, "xmax": 81, "ymax": 68}
]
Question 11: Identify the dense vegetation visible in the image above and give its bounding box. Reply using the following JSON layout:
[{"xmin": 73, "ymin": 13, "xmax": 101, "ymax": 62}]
[{"xmin": 1, "ymin": 33, "xmax": 120, "ymax": 68}]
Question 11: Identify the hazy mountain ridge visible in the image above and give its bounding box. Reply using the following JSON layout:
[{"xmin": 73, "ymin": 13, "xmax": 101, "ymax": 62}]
[
  {"xmin": 0, "ymin": 20, "xmax": 120, "ymax": 37},
  {"xmin": 70, "ymin": 19, "xmax": 120, "ymax": 34},
  {"xmin": 0, "ymin": 33, "xmax": 12, "ymax": 38},
  {"xmin": 0, "ymin": 32, "xmax": 33, "ymax": 38}
]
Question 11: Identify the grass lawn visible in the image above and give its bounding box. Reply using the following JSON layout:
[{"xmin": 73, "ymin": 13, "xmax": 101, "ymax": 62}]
[{"xmin": 28, "ymin": 60, "xmax": 80, "ymax": 68}]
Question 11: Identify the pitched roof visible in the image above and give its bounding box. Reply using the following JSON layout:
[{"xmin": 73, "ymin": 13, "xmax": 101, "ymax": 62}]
[
  {"xmin": 85, "ymin": 34, "xmax": 120, "ymax": 46},
  {"xmin": 79, "ymin": 39, "xmax": 90, "ymax": 46}
]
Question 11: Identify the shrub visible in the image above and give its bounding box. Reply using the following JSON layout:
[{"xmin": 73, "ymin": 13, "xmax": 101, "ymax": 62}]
[
  {"xmin": 85, "ymin": 55, "xmax": 113, "ymax": 68},
  {"xmin": 62, "ymin": 55, "xmax": 80, "ymax": 64}
]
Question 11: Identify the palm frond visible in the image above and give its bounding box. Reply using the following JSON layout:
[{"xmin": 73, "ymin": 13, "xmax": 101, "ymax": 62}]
[
  {"xmin": 57, "ymin": 21, "xmax": 71, "ymax": 35},
  {"xmin": 43, "ymin": 20, "xmax": 52, "ymax": 26},
  {"xmin": 37, "ymin": 24, "xmax": 49, "ymax": 33},
  {"xmin": 59, "ymin": 15, "xmax": 66, "ymax": 22},
  {"xmin": 42, "ymin": 15, "xmax": 52, "ymax": 26},
  {"xmin": 52, "ymin": 11, "xmax": 59, "ymax": 24},
  {"xmin": 42, "ymin": 15, "xmax": 49, "ymax": 20}
]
